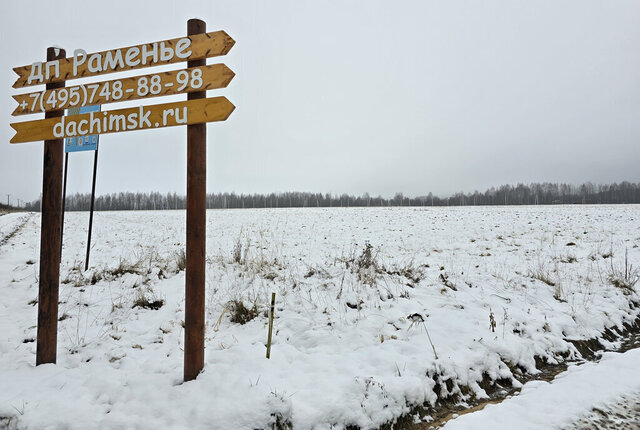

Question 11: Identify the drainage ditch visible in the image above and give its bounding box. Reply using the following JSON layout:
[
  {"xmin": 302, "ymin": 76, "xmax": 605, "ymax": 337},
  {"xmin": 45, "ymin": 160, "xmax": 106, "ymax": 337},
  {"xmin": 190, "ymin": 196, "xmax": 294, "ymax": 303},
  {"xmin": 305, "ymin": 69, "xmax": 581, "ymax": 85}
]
[{"xmin": 380, "ymin": 314, "xmax": 640, "ymax": 430}]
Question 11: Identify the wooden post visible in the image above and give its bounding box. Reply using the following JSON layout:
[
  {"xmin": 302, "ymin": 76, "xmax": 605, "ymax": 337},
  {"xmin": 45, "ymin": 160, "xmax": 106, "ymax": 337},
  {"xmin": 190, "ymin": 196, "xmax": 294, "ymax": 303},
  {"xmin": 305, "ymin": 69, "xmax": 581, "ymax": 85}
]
[
  {"xmin": 36, "ymin": 46, "xmax": 66, "ymax": 365},
  {"xmin": 266, "ymin": 292, "xmax": 276, "ymax": 359},
  {"xmin": 60, "ymin": 152, "xmax": 68, "ymax": 256},
  {"xmin": 184, "ymin": 18, "xmax": 207, "ymax": 382}
]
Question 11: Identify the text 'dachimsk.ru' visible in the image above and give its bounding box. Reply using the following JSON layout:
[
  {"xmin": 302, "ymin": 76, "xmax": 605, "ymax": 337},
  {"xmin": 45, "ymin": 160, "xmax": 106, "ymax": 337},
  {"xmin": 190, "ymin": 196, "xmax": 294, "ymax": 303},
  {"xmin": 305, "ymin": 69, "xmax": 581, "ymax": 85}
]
[{"xmin": 53, "ymin": 106, "xmax": 187, "ymax": 138}]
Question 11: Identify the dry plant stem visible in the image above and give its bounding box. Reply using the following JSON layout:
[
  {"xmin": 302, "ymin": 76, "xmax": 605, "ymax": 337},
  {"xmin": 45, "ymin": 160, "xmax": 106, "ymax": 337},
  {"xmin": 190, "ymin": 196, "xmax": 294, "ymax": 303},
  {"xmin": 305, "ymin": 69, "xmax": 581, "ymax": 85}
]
[
  {"xmin": 422, "ymin": 322, "xmax": 438, "ymax": 360},
  {"xmin": 213, "ymin": 308, "xmax": 227, "ymax": 332}
]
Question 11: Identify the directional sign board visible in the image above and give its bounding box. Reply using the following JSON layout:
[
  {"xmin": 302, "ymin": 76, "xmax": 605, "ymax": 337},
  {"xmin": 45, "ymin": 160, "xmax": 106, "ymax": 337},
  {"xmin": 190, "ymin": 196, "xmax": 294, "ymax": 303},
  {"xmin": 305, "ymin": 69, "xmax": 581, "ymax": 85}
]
[
  {"xmin": 11, "ymin": 97, "xmax": 234, "ymax": 143},
  {"xmin": 13, "ymin": 64, "xmax": 235, "ymax": 116},
  {"xmin": 65, "ymin": 105, "xmax": 100, "ymax": 152},
  {"xmin": 10, "ymin": 30, "xmax": 236, "ymax": 144},
  {"xmin": 12, "ymin": 31, "xmax": 235, "ymax": 88},
  {"xmin": 10, "ymin": 20, "xmax": 234, "ymax": 382}
]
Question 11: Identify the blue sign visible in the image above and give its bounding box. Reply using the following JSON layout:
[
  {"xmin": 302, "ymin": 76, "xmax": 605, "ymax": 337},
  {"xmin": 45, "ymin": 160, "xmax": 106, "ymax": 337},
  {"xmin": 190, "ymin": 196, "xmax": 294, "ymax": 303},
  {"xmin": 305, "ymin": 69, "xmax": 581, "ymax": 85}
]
[{"xmin": 65, "ymin": 105, "xmax": 101, "ymax": 152}]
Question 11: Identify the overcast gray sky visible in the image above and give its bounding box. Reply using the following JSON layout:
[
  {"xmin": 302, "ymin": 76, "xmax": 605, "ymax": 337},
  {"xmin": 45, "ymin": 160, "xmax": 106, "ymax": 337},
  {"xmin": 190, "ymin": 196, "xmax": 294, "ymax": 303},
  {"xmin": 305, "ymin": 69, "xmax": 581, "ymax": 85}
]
[{"xmin": 2, "ymin": 0, "xmax": 639, "ymax": 203}]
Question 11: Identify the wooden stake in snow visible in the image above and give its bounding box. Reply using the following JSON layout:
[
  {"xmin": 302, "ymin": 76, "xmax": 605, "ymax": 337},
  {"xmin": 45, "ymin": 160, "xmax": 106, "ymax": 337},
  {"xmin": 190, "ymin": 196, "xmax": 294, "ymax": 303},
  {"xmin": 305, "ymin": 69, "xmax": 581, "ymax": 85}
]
[{"xmin": 266, "ymin": 292, "xmax": 276, "ymax": 359}]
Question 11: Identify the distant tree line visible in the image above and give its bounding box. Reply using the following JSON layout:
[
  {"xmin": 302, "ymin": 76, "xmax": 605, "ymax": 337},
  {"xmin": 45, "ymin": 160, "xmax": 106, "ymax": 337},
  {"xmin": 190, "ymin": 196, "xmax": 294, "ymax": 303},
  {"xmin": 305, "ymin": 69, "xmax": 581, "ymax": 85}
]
[{"xmin": 23, "ymin": 182, "xmax": 640, "ymax": 212}]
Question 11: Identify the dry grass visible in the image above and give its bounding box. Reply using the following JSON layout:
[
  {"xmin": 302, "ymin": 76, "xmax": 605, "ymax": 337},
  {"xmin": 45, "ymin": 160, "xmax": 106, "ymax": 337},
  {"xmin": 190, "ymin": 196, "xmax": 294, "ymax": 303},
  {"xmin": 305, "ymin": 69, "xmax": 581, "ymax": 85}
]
[
  {"xmin": 132, "ymin": 288, "xmax": 164, "ymax": 310},
  {"xmin": 608, "ymin": 249, "xmax": 639, "ymax": 294},
  {"xmin": 228, "ymin": 300, "xmax": 259, "ymax": 324},
  {"xmin": 172, "ymin": 249, "xmax": 186, "ymax": 273},
  {"xmin": 528, "ymin": 261, "xmax": 556, "ymax": 287}
]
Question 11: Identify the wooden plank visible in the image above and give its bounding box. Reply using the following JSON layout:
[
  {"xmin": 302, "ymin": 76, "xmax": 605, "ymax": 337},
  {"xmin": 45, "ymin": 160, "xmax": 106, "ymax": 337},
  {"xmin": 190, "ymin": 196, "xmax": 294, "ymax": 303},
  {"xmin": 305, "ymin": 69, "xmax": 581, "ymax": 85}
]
[
  {"xmin": 36, "ymin": 46, "xmax": 66, "ymax": 366},
  {"xmin": 13, "ymin": 64, "xmax": 235, "ymax": 116},
  {"xmin": 10, "ymin": 97, "xmax": 234, "ymax": 143},
  {"xmin": 13, "ymin": 31, "xmax": 235, "ymax": 88}
]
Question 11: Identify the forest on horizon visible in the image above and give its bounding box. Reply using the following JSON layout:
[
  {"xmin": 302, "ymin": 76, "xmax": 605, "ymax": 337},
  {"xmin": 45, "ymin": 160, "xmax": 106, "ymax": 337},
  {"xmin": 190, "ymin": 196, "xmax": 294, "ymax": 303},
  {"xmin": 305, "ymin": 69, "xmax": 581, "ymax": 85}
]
[{"xmin": 18, "ymin": 181, "xmax": 640, "ymax": 212}]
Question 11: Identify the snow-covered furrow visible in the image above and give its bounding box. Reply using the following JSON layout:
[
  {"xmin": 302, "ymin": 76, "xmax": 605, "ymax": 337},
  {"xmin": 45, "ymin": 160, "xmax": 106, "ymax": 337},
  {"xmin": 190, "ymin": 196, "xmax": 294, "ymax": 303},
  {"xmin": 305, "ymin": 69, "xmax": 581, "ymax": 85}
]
[{"xmin": 0, "ymin": 213, "xmax": 31, "ymax": 248}]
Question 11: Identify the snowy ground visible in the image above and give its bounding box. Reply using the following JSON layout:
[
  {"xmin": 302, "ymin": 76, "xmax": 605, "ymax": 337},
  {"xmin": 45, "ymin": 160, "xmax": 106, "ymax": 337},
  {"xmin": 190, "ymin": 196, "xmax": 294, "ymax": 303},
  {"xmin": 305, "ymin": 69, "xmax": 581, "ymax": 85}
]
[
  {"xmin": 441, "ymin": 349, "xmax": 640, "ymax": 430},
  {"xmin": 567, "ymin": 389, "xmax": 640, "ymax": 429},
  {"xmin": 1, "ymin": 206, "xmax": 639, "ymax": 429},
  {"xmin": 0, "ymin": 212, "xmax": 30, "ymax": 246}
]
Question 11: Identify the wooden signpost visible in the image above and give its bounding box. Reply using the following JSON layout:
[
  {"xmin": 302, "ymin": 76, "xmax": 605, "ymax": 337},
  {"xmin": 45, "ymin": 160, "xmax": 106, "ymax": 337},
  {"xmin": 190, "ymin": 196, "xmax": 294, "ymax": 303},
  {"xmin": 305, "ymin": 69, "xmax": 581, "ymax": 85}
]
[{"xmin": 10, "ymin": 19, "xmax": 235, "ymax": 382}]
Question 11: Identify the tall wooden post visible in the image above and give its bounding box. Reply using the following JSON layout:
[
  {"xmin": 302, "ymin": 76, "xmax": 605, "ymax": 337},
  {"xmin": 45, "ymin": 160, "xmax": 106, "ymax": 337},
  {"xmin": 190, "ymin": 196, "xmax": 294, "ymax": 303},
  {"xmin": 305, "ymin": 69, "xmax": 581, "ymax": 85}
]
[
  {"xmin": 36, "ymin": 47, "xmax": 66, "ymax": 365},
  {"xmin": 184, "ymin": 18, "xmax": 207, "ymax": 382}
]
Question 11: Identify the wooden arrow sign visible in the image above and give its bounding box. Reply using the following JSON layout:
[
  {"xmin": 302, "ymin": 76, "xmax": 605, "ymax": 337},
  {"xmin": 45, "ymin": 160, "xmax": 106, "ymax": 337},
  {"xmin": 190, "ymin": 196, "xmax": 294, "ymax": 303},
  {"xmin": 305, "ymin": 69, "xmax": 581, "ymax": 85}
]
[
  {"xmin": 13, "ymin": 31, "xmax": 235, "ymax": 88},
  {"xmin": 13, "ymin": 64, "xmax": 235, "ymax": 116},
  {"xmin": 10, "ymin": 97, "xmax": 235, "ymax": 143}
]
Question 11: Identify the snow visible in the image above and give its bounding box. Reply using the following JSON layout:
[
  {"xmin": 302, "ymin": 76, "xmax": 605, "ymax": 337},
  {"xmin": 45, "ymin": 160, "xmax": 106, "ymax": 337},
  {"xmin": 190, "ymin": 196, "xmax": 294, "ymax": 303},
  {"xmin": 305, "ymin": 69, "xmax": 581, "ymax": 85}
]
[
  {"xmin": 0, "ymin": 206, "xmax": 639, "ymax": 429},
  {"xmin": 0, "ymin": 212, "xmax": 30, "ymax": 243},
  {"xmin": 441, "ymin": 349, "xmax": 640, "ymax": 429},
  {"xmin": 566, "ymin": 390, "xmax": 640, "ymax": 429}
]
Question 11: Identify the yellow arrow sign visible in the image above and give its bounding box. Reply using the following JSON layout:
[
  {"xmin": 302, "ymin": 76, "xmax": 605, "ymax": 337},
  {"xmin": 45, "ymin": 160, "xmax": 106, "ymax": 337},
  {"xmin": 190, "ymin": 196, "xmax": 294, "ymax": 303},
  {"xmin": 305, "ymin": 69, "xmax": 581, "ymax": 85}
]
[
  {"xmin": 12, "ymin": 64, "xmax": 235, "ymax": 116},
  {"xmin": 13, "ymin": 31, "xmax": 235, "ymax": 88},
  {"xmin": 10, "ymin": 97, "xmax": 235, "ymax": 143}
]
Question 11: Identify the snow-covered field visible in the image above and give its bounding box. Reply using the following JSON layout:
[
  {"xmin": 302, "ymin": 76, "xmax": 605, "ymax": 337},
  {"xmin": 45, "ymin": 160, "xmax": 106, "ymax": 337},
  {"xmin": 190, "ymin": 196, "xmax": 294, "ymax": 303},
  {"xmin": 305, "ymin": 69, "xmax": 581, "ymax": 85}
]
[{"xmin": 1, "ymin": 206, "xmax": 639, "ymax": 429}]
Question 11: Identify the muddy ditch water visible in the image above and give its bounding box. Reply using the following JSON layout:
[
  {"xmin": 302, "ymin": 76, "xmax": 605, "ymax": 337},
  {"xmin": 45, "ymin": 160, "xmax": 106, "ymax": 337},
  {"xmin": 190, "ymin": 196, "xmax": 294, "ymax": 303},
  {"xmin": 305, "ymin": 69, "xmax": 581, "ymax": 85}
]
[{"xmin": 377, "ymin": 315, "xmax": 640, "ymax": 430}]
